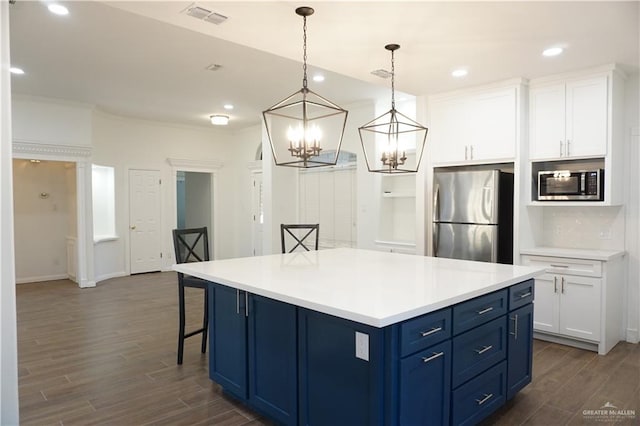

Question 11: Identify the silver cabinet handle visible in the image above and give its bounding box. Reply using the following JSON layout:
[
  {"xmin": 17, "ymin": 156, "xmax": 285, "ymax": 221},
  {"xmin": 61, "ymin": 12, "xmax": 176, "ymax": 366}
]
[
  {"xmin": 477, "ymin": 307, "xmax": 494, "ymax": 315},
  {"xmin": 465, "ymin": 145, "xmax": 468, "ymax": 160},
  {"xmin": 560, "ymin": 140, "xmax": 564, "ymax": 157},
  {"xmin": 476, "ymin": 393, "xmax": 493, "ymax": 405},
  {"xmin": 519, "ymin": 292, "xmax": 532, "ymax": 299},
  {"xmin": 245, "ymin": 291, "xmax": 249, "ymax": 317},
  {"xmin": 474, "ymin": 345, "xmax": 493, "ymax": 355},
  {"xmin": 236, "ymin": 289, "xmax": 240, "ymax": 314},
  {"xmin": 561, "ymin": 277, "xmax": 565, "ymax": 294},
  {"xmin": 422, "ymin": 351, "xmax": 444, "ymax": 363},
  {"xmin": 420, "ymin": 327, "xmax": 443, "ymax": 337},
  {"xmin": 550, "ymin": 264, "xmax": 569, "ymax": 268},
  {"xmin": 510, "ymin": 314, "xmax": 519, "ymax": 340},
  {"xmin": 567, "ymin": 140, "xmax": 571, "ymax": 156},
  {"xmin": 470, "ymin": 145, "xmax": 474, "ymax": 160},
  {"xmin": 553, "ymin": 276, "xmax": 558, "ymax": 293}
]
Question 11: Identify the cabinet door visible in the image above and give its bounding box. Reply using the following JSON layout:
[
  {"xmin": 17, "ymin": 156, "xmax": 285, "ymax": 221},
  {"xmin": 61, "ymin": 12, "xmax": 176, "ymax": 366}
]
[
  {"xmin": 532, "ymin": 274, "xmax": 559, "ymax": 333},
  {"xmin": 209, "ymin": 284, "xmax": 248, "ymax": 400},
  {"xmin": 507, "ymin": 304, "xmax": 534, "ymax": 400},
  {"xmin": 530, "ymin": 84, "xmax": 565, "ymax": 160},
  {"xmin": 399, "ymin": 340, "xmax": 451, "ymax": 426},
  {"xmin": 248, "ymin": 295, "xmax": 298, "ymax": 425},
  {"xmin": 431, "ymin": 98, "xmax": 468, "ymax": 164},
  {"xmin": 565, "ymin": 76, "xmax": 608, "ymax": 158},
  {"xmin": 559, "ymin": 275, "xmax": 602, "ymax": 341},
  {"xmin": 469, "ymin": 88, "xmax": 517, "ymax": 162}
]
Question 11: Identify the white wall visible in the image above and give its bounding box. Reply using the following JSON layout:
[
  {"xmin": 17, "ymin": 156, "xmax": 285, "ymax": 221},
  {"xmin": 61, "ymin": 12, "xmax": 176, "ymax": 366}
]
[
  {"xmin": 1, "ymin": 0, "xmax": 20, "ymax": 422},
  {"xmin": 13, "ymin": 159, "xmax": 74, "ymax": 283},
  {"xmin": 91, "ymin": 110, "xmax": 237, "ymax": 278}
]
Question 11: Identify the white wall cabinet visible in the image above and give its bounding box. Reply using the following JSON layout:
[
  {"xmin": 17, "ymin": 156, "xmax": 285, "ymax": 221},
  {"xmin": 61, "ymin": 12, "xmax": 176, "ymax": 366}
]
[
  {"xmin": 521, "ymin": 251, "xmax": 624, "ymax": 355},
  {"xmin": 376, "ymin": 173, "xmax": 416, "ymax": 249},
  {"xmin": 430, "ymin": 85, "xmax": 519, "ymax": 165},
  {"xmin": 530, "ymin": 76, "xmax": 607, "ymax": 160}
]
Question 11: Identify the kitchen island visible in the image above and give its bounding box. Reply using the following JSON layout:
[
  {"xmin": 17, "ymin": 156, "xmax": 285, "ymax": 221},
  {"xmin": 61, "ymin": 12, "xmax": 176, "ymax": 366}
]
[{"xmin": 174, "ymin": 248, "xmax": 543, "ymax": 426}]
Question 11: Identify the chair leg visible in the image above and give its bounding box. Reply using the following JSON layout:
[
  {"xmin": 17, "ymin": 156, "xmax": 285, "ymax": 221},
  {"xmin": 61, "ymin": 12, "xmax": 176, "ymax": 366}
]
[
  {"xmin": 177, "ymin": 283, "xmax": 186, "ymax": 365},
  {"xmin": 201, "ymin": 287, "xmax": 208, "ymax": 354}
]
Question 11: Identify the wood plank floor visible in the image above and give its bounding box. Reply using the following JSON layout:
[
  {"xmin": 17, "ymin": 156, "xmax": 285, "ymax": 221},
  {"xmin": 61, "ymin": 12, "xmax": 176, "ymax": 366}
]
[{"xmin": 17, "ymin": 272, "xmax": 639, "ymax": 425}]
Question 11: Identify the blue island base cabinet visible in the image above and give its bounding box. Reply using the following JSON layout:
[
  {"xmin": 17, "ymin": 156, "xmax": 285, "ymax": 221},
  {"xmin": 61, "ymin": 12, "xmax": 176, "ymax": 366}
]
[{"xmin": 208, "ymin": 279, "xmax": 534, "ymax": 426}]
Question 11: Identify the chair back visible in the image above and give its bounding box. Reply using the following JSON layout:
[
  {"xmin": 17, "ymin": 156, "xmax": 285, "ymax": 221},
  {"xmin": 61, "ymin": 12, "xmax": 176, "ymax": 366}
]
[
  {"xmin": 280, "ymin": 224, "xmax": 319, "ymax": 253},
  {"xmin": 173, "ymin": 227, "xmax": 210, "ymax": 264}
]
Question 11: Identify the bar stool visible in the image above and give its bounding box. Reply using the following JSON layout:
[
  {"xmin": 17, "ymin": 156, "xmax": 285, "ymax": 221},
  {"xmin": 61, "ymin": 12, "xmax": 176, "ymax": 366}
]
[
  {"xmin": 280, "ymin": 224, "xmax": 319, "ymax": 253},
  {"xmin": 172, "ymin": 227, "xmax": 210, "ymax": 365}
]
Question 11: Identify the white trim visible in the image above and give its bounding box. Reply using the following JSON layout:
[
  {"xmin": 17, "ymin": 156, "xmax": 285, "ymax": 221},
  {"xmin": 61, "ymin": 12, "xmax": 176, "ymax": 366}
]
[
  {"xmin": 528, "ymin": 63, "xmax": 626, "ymax": 86},
  {"xmin": 95, "ymin": 271, "xmax": 127, "ymax": 283},
  {"xmin": 15, "ymin": 274, "xmax": 69, "ymax": 284},
  {"xmin": 167, "ymin": 157, "xmax": 224, "ymax": 169},
  {"xmin": 247, "ymin": 160, "xmax": 262, "ymax": 171},
  {"xmin": 93, "ymin": 235, "xmax": 119, "ymax": 244},
  {"xmin": 626, "ymin": 328, "xmax": 640, "ymax": 344},
  {"xmin": 12, "ymin": 139, "xmax": 91, "ymax": 159}
]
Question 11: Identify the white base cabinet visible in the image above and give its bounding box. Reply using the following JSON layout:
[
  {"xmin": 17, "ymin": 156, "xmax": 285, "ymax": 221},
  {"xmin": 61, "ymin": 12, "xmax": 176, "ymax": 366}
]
[{"xmin": 521, "ymin": 251, "xmax": 624, "ymax": 355}]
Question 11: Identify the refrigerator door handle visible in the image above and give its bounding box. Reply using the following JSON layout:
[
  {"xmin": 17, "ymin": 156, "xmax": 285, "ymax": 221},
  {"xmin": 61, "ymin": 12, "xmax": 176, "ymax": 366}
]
[
  {"xmin": 433, "ymin": 183, "xmax": 440, "ymax": 222},
  {"xmin": 432, "ymin": 223, "xmax": 440, "ymax": 256}
]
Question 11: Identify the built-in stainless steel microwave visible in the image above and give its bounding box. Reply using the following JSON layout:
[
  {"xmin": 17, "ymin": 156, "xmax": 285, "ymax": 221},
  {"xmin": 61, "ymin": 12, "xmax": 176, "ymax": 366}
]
[{"xmin": 537, "ymin": 169, "xmax": 604, "ymax": 201}]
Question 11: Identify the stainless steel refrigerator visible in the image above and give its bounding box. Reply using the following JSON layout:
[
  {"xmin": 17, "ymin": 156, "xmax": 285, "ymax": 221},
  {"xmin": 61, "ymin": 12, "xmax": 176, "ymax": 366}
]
[{"xmin": 432, "ymin": 169, "xmax": 514, "ymax": 264}]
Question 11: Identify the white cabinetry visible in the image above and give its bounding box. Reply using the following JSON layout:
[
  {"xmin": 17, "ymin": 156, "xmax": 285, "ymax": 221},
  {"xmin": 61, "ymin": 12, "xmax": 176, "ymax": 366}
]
[
  {"xmin": 530, "ymin": 76, "xmax": 607, "ymax": 160},
  {"xmin": 375, "ymin": 174, "xmax": 416, "ymax": 254},
  {"xmin": 429, "ymin": 84, "xmax": 520, "ymax": 165},
  {"xmin": 521, "ymin": 250, "xmax": 624, "ymax": 355}
]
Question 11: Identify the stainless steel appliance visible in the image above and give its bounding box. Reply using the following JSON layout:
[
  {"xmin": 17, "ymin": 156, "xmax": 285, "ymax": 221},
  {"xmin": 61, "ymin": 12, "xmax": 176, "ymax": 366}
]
[
  {"xmin": 433, "ymin": 169, "xmax": 514, "ymax": 264},
  {"xmin": 537, "ymin": 169, "xmax": 604, "ymax": 201}
]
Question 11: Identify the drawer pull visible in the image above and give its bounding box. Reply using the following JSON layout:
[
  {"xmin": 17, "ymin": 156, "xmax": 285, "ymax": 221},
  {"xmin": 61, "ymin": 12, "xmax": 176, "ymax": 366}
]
[
  {"xmin": 474, "ymin": 345, "xmax": 493, "ymax": 355},
  {"xmin": 476, "ymin": 307, "xmax": 494, "ymax": 315},
  {"xmin": 550, "ymin": 264, "xmax": 569, "ymax": 268},
  {"xmin": 420, "ymin": 326, "xmax": 443, "ymax": 337},
  {"xmin": 422, "ymin": 351, "xmax": 444, "ymax": 363},
  {"xmin": 475, "ymin": 393, "xmax": 494, "ymax": 405},
  {"xmin": 510, "ymin": 314, "xmax": 519, "ymax": 340},
  {"xmin": 519, "ymin": 292, "xmax": 532, "ymax": 299}
]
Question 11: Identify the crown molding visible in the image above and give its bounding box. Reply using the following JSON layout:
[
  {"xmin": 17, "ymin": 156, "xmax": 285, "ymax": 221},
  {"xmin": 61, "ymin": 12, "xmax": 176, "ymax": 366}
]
[
  {"xmin": 167, "ymin": 157, "xmax": 224, "ymax": 170},
  {"xmin": 12, "ymin": 140, "xmax": 92, "ymax": 159}
]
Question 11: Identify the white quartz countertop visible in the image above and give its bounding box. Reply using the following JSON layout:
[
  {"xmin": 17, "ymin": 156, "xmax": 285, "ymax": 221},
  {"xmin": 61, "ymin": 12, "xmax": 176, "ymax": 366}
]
[
  {"xmin": 520, "ymin": 247, "xmax": 625, "ymax": 261},
  {"xmin": 173, "ymin": 248, "xmax": 544, "ymax": 328}
]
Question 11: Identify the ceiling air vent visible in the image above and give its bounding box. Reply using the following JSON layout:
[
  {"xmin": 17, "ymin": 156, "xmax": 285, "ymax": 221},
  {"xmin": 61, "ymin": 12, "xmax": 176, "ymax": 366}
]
[
  {"xmin": 371, "ymin": 69, "xmax": 392, "ymax": 79},
  {"xmin": 182, "ymin": 3, "xmax": 228, "ymax": 25},
  {"xmin": 205, "ymin": 64, "xmax": 223, "ymax": 71}
]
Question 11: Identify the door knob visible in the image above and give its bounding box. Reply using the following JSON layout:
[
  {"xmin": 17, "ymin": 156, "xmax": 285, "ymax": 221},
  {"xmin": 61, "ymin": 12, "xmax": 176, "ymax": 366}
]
[{"xmin": 130, "ymin": 225, "xmax": 136, "ymax": 230}]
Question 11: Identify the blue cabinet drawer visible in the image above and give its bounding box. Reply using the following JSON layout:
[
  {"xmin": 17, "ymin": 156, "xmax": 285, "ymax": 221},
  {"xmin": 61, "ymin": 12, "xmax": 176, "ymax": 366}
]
[
  {"xmin": 452, "ymin": 316, "xmax": 507, "ymax": 388},
  {"xmin": 451, "ymin": 361, "xmax": 507, "ymax": 426},
  {"xmin": 508, "ymin": 279, "xmax": 535, "ymax": 311},
  {"xmin": 453, "ymin": 289, "xmax": 507, "ymax": 335},
  {"xmin": 400, "ymin": 308, "xmax": 451, "ymax": 357}
]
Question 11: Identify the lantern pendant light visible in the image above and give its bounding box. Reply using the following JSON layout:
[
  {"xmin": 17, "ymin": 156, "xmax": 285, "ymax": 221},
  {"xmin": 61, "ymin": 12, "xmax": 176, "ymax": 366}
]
[
  {"xmin": 358, "ymin": 44, "xmax": 428, "ymax": 173},
  {"xmin": 262, "ymin": 6, "xmax": 348, "ymax": 168}
]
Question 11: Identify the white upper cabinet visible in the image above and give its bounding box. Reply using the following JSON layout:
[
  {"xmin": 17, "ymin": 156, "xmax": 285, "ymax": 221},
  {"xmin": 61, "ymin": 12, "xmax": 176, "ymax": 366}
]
[
  {"xmin": 530, "ymin": 75, "xmax": 608, "ymax": 160},
  {"xmin": 429, "ymin": 83, "xmax": 520, "ymax": 166}
]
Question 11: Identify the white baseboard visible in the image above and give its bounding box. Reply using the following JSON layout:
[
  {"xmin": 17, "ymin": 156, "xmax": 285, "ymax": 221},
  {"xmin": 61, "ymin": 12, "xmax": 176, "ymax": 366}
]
[
  {"xmin": 16, "ymin": 274, "xmax": 69, "ymax": 284},
  {"xmin": 95, "ymin": 271, "xmax": 127, "ymax": 283},
  {"xmin": 626, "ymin": 328, "xmax": 639, "ymax": 344}
]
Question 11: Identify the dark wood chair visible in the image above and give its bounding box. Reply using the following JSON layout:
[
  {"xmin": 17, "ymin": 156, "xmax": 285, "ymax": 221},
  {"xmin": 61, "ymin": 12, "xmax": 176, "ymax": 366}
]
[
  {"xmin": 280, "ymin": 224, "xmax": 320, "ymax": 253},
  {"xmin": 172, "ymin": 227, "xmax": 210, "ymax": 365}
]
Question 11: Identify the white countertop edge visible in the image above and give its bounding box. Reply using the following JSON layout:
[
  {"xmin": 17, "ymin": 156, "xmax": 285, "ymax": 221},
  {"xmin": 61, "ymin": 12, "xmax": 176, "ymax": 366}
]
[
  {"xmin": 174, "ymin": 265, "xmax": 542, "ymax": 328},
  {"xmin": 520, "ymin": 247, "xmax": 626, "ymax": 262}
]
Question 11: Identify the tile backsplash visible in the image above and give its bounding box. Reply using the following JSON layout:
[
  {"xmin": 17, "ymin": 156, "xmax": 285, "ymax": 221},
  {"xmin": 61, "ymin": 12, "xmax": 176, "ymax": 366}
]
[{"xmin": 541, "ymin": 206, "xmax": 625, "ymax": 250}]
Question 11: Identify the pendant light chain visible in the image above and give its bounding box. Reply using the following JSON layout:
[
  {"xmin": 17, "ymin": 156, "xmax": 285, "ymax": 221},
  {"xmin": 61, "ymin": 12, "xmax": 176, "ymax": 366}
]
[
  {"xmin": 391, "ymin": 48, "xmax": 396, "ymax": 110},
  {"xmin": 302, "ymin": 15, "xmax": 308, "ymax": 89}
]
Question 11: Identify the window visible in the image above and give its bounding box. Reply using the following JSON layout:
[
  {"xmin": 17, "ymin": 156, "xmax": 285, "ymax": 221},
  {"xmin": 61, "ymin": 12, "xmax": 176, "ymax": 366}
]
[{"xmin": 91, "ymin": 164, "xmax": 116, "ymax": 241}]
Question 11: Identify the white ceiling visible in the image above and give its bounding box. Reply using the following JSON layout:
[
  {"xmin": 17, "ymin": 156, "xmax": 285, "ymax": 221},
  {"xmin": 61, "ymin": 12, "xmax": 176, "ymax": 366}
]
[{"xmin": 9, "ymin": 1, "xmax": 639, "ymax": 130}]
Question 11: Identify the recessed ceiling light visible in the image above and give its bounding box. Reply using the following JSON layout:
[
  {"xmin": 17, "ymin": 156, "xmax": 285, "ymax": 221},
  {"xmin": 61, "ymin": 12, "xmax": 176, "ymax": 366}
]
[
  {"xmin": 9, "ymin": 67, "xmax": 24, "ymax": 75},
  {"xmin": 210, "ymin": 115, "xmax": 229, "ymax": 126},
  {"xmin": 542, "ymin": 47, "xmax": 563, "ymax": 57},
  {"xmin": 313, "ymin": 74, "xmax": 325, "ymax": 82},
  {"xmin": 223, "ymin": 104, "xmax": 234, "ymax": 110},
  {"xmin": 451, "ymin": 68, "xmax": 468, "ymax": 78},
  {"xmin": 48, "ymin": 4, "xmax": 69, "ymax": 16}
]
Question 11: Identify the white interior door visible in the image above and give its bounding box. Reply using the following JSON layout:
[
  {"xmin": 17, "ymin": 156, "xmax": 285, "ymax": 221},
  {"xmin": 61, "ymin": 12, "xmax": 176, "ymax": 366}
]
[
  {"xmin": 129, "ymin": 169, "xmax": 162, "ymax": 274},
  {"xmin": 251, "ymin": 172, "xmax": 263, "ymax": 256}
]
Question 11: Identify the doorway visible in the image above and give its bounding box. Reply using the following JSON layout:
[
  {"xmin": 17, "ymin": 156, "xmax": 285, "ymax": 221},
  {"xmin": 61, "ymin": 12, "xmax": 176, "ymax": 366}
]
[
  {"xmin": 176, "ymin": 171, "xmax": 213, "ymax": 256},
  {"xmin": 251, "ymin": 172, "xmax": 263, "ymax": 256},
  {"xmin": 129, "ymin": 169, "xmax": 162, "ymax": 274}
]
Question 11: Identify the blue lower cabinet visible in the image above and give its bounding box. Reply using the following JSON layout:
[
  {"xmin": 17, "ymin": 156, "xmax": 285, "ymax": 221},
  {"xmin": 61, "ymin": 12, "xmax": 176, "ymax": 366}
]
[
  {"xmin": 298, "ymin": 309, "xmax": 384, "ymax": 426},
  {"xmin": 248, "ymin": 295, "xmax": 298, "ymax": 425},
  {"xmin": 209, "ymin": 283, "xmax": 247, "ymax": 400},
  {"xmin": 399, "ymin": 340, "xmax": 451, "ymax": 426},
  {"xmin": 209, "ymin": 284, "xmax": 297, "ymax": 425},
  {"xmin": 451, "ymin": 361, "xmax": 507, "ymax": 426},
  {"xmin": 507, "ymin": 303, "xmax": 534, "ymax": 400}
]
